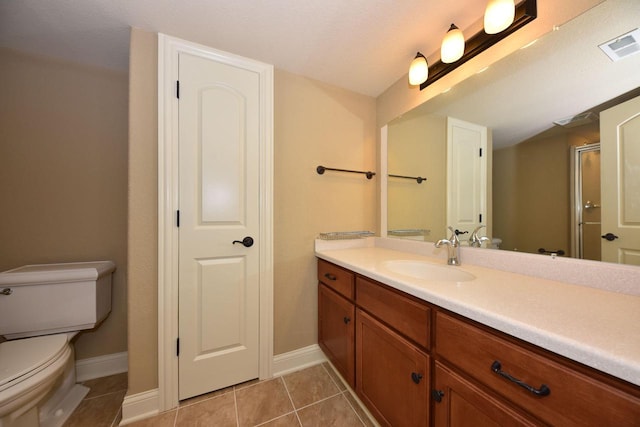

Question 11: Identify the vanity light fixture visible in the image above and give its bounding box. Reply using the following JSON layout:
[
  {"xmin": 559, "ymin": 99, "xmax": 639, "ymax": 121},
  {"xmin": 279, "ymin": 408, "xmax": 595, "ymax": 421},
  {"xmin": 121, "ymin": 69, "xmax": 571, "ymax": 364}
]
[
  {"xmin": 414, "ymin": 0, "xmax": 536, "ymax": 90},
  {"xmin": 484, "ymin": 0, "xmax": 516, "ymax": 34},
  {"xmin": 408, "ymin": 52, "xmax": 429, "ymax": 85},
  {"xmin": 441, "ymin": 24, "xmax": 465, "ymax": 63}
]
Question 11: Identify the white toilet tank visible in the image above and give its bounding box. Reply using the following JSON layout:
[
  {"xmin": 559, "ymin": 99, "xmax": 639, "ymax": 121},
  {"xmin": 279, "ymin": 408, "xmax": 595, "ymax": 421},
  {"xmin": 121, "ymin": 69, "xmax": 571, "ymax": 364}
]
[{"xmin": 0, "ymin": 261, "xmax": 115, "ymax": 339}]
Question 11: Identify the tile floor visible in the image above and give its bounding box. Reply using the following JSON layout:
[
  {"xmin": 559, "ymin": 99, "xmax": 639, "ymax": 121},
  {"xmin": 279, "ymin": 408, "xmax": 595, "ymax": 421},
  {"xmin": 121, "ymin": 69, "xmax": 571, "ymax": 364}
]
[
  {"xmin": 63, "ymin": 362, "xmax": 377, "ymax": 427},
  {"xmin": 63, "ymin": 372, "xmax": 128, "ymax": 427}
]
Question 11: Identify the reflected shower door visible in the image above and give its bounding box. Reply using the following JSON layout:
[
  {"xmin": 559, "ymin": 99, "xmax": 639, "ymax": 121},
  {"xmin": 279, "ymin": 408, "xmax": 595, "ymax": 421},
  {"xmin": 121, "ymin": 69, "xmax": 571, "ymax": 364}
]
[{"xmin": 573, "ymin": 144, "xmax": 601, "ymax": 261}]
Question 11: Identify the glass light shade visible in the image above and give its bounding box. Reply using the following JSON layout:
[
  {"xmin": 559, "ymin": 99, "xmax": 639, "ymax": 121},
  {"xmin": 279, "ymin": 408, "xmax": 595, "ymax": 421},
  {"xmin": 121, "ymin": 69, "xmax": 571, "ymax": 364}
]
[
  {"xmin": 441, "ymin": 24, "xmax": 465, "ymax": 63},
  {"xmin": 484, "ymin": 0, "xmax": 515, "ymax": 34},
  {"xmin": 408, "ymin": 52, "xmax": 428, "ymax": 86}
]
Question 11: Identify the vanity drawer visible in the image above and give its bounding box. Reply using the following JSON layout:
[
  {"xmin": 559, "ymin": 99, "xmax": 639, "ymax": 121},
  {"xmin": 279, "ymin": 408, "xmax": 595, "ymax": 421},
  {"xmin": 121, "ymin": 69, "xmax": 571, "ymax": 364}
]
[
  {"xmin": 356, "ymin": 276, "xmax": 430, "ymax": 349},
  {"xmin": 435, "ymin": 311, "xmax": 640, "ymax": 427},
  {"xmin": 318, "ymin": 259, "xmax": 354, "ymax": 300}
]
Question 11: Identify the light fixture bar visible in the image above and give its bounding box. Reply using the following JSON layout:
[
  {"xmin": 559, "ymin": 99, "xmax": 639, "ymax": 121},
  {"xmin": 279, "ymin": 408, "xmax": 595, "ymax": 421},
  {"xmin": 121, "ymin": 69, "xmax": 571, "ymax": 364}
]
[{"xmin": 420, "ymin": 0, "xmax": 537, "ymax": 90}]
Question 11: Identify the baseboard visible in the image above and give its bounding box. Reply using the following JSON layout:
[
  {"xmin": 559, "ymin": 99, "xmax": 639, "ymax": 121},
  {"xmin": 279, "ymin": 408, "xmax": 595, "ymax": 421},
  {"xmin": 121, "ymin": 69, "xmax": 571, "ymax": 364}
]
[
  {"xmin": 75, "ymin": 351, "xmax": 128, "ymax": 382},
  {"xmin": 119, "ymin": 346, "xmax": 325, "ymax": 425},
  {"xmin": 119, "ymin": 389, "xmax": 159, "ymax": 426},
  {"xmin": 272, "ymin": 344, "xmax": 327, "ymax": 377}
]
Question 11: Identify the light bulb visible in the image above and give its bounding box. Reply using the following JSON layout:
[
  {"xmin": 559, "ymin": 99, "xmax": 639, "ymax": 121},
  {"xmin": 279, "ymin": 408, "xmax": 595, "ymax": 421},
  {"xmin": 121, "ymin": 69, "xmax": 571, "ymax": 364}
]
[
  {"xmin": 484, "ymin": 0, "xmax": 515, "ymax": 34},
  {"xmin": 441, "ymin": 24, "xmax": 465, "ymax": 63},
  {"xmin": 408, "ymin": 52, "xmax": 428, "ymax": 86}
]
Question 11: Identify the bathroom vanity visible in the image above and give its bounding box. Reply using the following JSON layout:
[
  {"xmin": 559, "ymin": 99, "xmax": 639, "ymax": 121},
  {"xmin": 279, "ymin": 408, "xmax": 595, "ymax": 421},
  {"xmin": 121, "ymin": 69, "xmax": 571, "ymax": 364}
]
[{"xmin": 316, "ymin": 238, "xmax": 640, "ymax": 426}]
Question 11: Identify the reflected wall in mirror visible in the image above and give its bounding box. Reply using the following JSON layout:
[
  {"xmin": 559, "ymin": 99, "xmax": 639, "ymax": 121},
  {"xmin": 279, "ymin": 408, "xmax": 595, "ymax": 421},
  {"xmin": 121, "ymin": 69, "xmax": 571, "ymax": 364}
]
[
  {"xmin": 387, "ymin": 115, "xmax": 445, "ymax": 240},
  {"xmin": 384, "ymin": 0, "xmax": 640, "ymax": 265}
]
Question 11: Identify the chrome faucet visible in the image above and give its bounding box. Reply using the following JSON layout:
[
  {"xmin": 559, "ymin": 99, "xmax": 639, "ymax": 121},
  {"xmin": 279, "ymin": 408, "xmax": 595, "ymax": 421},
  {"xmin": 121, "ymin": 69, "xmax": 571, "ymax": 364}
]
[
  {"xmin": 435, "ymin": 226, "xmax": 461, "ymax": 265},
  {"xmin": 469, "ymin": 225, "xmax": 490, "ymax": 248}
]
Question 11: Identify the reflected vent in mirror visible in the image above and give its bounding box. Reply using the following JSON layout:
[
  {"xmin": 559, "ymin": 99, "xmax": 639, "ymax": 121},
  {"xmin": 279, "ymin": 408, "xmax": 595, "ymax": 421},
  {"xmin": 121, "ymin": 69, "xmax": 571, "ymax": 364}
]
[
  {"xmin": 599, "ymin": 28, "xmax": 640, "ymax": 62},
  {"xmin": 553, "ymin": 111, "xmax": 597, "ymax": 128}
]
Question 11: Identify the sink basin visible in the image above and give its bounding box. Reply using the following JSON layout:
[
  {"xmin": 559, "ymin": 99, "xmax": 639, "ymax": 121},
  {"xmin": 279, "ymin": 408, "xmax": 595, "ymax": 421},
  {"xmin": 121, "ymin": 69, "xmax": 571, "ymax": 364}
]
[{"xmin": 382, "ymin": 260, "xmax": 475, "ymax": 282}]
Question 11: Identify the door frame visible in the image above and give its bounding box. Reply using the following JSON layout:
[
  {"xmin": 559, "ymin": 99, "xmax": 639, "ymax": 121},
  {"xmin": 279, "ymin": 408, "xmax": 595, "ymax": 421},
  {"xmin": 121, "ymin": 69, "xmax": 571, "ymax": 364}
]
[{"xmin": 157, "ymin": 33, "xmax": 274, "ymax": 411}]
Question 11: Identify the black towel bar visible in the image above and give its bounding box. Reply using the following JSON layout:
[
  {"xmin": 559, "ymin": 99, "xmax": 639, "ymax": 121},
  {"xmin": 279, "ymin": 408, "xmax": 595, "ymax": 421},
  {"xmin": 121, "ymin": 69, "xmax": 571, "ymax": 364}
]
[
  {"xmin": 316, "ymin": 165, "xmax": 375, "ymax": 180},
  {"xmin": 388, "ymin": 174, "xmax": 427, "ymax": 184}
]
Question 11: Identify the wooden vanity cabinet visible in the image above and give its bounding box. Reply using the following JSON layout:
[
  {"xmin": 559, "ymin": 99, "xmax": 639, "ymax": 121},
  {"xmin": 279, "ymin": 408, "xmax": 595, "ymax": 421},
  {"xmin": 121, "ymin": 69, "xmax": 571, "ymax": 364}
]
[
  {"xmin": 317, "ymin": 260, "xmax": 355, "ymax": 387},
  {"xmin": 356, "ymin": 309, "xmax": 429, "ymax": 427},
  {"xmin": 317, "ymin": 259, "xmax": 640, "ymax": 427},
  {"xmin": 434, "ymin": 311, "xmax": 640, "ymax": 427},
  {"xmin": 433, "ymin": 361, "xmax": 540, "ymax": 426},
  {"xmin": 355, "ymin": 276, "xmax": 431, "ymax": 427},
  {"xmin": 318, "ymin": 284, "xmax": 355, "ymax": 387}
]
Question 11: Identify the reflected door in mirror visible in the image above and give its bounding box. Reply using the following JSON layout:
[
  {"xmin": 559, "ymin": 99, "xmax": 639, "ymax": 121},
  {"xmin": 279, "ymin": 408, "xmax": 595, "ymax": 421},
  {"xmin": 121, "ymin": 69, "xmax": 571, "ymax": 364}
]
[
  {"xmin": 447, "ymin": 117, "xmax": 488, "ymax": 237},
  {"xmin": 601, "ymin": 95, "xmax": 640, "ymax": 266}
]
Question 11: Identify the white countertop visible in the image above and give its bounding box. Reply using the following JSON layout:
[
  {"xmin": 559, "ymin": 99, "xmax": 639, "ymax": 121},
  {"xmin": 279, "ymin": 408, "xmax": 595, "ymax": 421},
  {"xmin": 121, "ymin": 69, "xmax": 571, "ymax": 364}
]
[{"xmin": 315, "ymin": 239, "xmax": 640, "ymax": 387}]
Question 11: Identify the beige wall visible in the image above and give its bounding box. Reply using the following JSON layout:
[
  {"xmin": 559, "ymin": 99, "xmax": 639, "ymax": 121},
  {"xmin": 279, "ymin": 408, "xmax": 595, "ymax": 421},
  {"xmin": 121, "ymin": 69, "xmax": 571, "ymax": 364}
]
[
  {"xmin": 493, "ymin": 134, "xmax": 571, "ymax": 253},
  {"xmin": 387, "ymin": 114, "xmax": 446, "ymax": 239},
  {"xmin": 0, "ymin": 47, "xmax": 128, "ymax": 359},
  {"xmin": 126, "ymin": 29, "xmax": 376, "ymax": 394},
  {"xmin": 274, "ymin": 69, "xmax": 377, "ymax": 353},
  {"xmin": 493, "ymin": 128, "xmax": 600, "ymax": 256},
  {"xmin": 127, "ymin": 29, "xmax": 159, "ymax": 394}
]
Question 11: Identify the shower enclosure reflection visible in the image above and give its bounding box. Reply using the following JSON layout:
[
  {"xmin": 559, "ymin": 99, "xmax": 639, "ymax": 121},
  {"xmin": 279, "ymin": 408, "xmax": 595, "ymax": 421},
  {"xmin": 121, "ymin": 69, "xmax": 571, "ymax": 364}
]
[{"xmin": 572, "ymin": 144, "xmax": 601, "ymax": 261}]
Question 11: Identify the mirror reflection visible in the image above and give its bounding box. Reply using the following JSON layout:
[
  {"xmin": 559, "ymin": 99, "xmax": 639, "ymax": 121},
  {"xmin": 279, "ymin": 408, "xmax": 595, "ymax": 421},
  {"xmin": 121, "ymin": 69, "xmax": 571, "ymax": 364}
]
[{"xmin": 385, "ymin": 0, "xmax": 640, "ymax": 265}]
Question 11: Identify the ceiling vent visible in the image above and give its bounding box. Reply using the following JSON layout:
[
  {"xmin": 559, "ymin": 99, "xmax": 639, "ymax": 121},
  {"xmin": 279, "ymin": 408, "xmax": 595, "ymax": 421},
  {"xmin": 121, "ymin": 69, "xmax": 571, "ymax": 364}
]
[
  {"xmin": 553, "ymin": 111, "xmax": 598, "ymax": 128},
  {"xmin": 599, "ymin": 28, "xmax": 640, "ymax": 62}
]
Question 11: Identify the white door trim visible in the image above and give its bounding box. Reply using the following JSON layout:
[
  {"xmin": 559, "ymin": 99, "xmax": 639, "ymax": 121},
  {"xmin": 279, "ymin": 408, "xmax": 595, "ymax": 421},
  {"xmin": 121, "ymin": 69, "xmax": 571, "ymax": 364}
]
[{"xmin": 157, "ymin": 33, "xmax": 274, "ymax": 411}]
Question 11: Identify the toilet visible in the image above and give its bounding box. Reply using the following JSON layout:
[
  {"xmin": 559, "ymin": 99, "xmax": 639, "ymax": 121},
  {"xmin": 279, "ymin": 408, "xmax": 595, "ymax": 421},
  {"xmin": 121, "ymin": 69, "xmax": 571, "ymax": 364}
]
[{"xmin": 0, "ymin": 261, "xmax": 115, "ymax": 427}]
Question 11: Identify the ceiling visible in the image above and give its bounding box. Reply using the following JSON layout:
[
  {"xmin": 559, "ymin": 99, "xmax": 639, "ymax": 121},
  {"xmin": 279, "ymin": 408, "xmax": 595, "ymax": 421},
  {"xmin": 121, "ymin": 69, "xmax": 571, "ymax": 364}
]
[{"xmin": 0, "ymin": 0, "xmax": 493, "ymax": 97}]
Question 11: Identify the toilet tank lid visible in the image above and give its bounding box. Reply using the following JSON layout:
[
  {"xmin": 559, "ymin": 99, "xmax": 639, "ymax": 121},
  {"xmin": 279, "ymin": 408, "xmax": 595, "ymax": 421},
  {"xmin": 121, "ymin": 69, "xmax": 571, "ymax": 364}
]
[{"xmin": 0, "ymin": 261, "xmax": 116, "ymax": 286}]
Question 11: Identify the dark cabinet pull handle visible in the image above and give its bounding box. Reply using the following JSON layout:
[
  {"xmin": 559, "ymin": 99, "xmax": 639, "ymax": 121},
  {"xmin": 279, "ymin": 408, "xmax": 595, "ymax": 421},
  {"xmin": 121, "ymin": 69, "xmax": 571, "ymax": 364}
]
[
  {"xmin": 601, "ymin": 233, "xmax": 619, "ymax": 241},
  {"xmin": 343, "ymin": 316, "xmax": 351, "ymax": 324},
  {"xmin": 431, "ymin": 389, "xmax": 445, "ymax": 403},
  {"xmin": 491, "ymin": 361, "xmax": 550, "ymax": 397},
  {"xmin": 324, "ymin": 273, "xmax": 337, "ymax": 281},
  {"xmin": 232, "ymin": 236, "xmax": 254, "ymax": 247},
  {"xmin": 411, "ymin": 372, "xmax": 423, "ymax": 384}
]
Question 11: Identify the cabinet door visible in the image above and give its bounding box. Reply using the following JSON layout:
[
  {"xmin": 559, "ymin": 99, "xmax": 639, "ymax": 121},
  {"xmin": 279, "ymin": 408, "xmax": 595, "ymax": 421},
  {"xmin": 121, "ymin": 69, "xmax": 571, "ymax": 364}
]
[
  {"xmin": 433, "ymin": 362, "xmax": 538, "ymax": 427},
  {"xmin": 318, "ymin": 283, "xmax": 355, "ymax": 387},
  {"xmin": 356, "ymin": 309, "xmax": 429, "ymax": 427},
  {"xmin": 436, "ymin": 311, "xmax": 640, "ymax": 426}
]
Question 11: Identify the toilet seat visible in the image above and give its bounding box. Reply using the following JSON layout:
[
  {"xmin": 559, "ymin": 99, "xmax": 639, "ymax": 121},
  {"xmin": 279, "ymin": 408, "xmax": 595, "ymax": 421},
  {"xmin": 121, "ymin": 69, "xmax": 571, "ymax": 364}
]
[{"xmin": 0, "ymin": 335, "xmax": 68, "ymax": 393}]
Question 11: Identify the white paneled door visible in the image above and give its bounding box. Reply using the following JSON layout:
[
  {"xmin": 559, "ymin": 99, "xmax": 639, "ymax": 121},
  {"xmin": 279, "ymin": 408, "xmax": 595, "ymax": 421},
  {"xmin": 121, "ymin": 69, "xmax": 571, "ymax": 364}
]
[
  {"xmin": 178, "ymin": 52, "xmax": 261, "ymax": 400},
  {"xmin": 600, "ymin": 95, "xmax": 640, "ymax": 266},
  {"xmin": 446, "ymin": 117, "xmax": 488, "ymax": 236}
]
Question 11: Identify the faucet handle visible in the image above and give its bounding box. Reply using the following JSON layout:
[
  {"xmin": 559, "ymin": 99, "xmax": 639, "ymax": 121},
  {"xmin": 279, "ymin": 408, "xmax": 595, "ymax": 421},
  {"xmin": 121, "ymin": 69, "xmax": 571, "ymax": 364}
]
[
  {"xmin": 471, "ymin": 225, "xmax": 486, "ymax": 235},
  {"xmin": 469, "ymin": 225, "xmax": 489, "ymax": 247},
  {"xmin": 449, "ymin": 226, "xmax": 468, "ymax": 235}
]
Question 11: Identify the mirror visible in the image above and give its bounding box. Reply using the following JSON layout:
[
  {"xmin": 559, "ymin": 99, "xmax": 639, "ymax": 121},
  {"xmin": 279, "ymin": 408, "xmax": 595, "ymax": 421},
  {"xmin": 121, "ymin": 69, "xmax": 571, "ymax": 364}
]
[{"xmin": 384, "ymin": 0, "xmax": 640, "ymax": 263}]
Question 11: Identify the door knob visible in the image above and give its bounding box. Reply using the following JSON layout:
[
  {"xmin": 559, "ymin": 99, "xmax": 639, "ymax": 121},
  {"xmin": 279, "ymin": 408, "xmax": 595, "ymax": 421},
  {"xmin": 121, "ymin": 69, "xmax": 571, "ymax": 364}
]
[
  {"xmin": 601, "ymin": 233, "xmax": 619, "ymax": 241},
  {"xmin": 233, "ymin": 236, "xmax": 254, "ymax": 247}
]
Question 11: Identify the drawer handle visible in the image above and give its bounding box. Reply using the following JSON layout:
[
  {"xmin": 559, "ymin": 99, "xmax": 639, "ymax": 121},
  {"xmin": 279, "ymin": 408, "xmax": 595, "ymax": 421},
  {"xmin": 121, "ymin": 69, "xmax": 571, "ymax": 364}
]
[
  {"xmin": 491, "ymin": 361, "xmax": 551, "ymax": 397},
  {"xmin": 411, "ymin": 372, "xmax": 423, "ymax": 384},
  {"xmin": 324, "ymin": 273, "xmax": 337, "ymax": 281},
  {"xmin": 343, "ymin": 316, "xmax": 351, "ymax": 324}
]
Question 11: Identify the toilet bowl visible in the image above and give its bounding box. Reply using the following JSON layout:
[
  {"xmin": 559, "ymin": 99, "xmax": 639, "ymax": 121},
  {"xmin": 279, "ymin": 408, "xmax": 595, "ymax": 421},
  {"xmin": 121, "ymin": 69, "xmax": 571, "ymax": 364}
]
[{"xmin": 0, "ymin": 261, "xmax": 115, "ymax": 427}]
